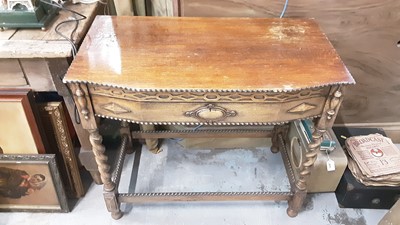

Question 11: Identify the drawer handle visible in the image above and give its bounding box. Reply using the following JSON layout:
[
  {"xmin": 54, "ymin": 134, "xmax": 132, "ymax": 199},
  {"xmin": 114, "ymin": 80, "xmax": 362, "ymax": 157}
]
[{"xmin": 184, "ymin": 104, "xmax": 237, "ymax": 123}]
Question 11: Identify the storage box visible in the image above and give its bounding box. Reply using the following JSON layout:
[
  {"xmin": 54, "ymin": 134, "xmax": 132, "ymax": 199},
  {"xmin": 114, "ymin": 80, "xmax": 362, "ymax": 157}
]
[
  {"xmin": 335, "ymin": 168, "xmax": 400, "ymax": 209},
  {"xmin": 333, "ymin": 127, "xmax": 400, "ymax": 209},
  {"xmin": 287, "ymin": 121, "xmax": 348, "ymax": 193}
]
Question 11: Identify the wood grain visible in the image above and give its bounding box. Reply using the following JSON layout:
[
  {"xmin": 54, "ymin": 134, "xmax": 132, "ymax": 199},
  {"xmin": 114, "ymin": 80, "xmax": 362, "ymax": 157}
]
[
  {"xmin": 91, "ymin": 94, "xmax": 328, "ymax": 124},
  {"xmin": 0, "ymin": 59, "xmax": 27, "ymax": 87},
  {"xmin": 20, "ymin": 59, "xmax": 57, "ymax": 91},
  {"xmin": 0, "ymin": 40, "xmax": 72, "ymax": 58},
  {"xmin": 0, "ymin": 59, "xmax": 57, "ymax": 91},
  {"xmin": 0, "ymin": 2, "xmax": 99, "ymax": 58},
  {"xmin": 0, "ymin": 29, "xmax": 17, "ymax": 40},
  {"xmin": 10, "ymin": 2, "xmax": 98, "ymax": 42},
  {"xmin": 176, "ymin": 0, "xmax": 400, "ymax": 124},
  {"xmin": 64, "ymin": 16, "xmax": 354, "ymax": 92}
]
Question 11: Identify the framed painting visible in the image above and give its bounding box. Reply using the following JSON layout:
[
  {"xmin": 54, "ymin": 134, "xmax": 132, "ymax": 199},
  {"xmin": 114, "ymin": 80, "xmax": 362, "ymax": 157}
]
[
  {"xmin": 0, "ymin": 154, "xmax": 69, "ymax": 212},
  {"xmin": 0, "ymin": 89, "xmax": 48, "ymax": 154}
]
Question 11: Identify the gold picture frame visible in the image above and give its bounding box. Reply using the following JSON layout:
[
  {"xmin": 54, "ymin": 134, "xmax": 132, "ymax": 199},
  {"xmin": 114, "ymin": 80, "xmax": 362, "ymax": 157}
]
[
  {"xmin": 39, "ymin": 102, "xmax": 85, "ymax": 198},
  {"xmin": 0, "ymin": 154, "xmax": 69, "ymax": 212}
]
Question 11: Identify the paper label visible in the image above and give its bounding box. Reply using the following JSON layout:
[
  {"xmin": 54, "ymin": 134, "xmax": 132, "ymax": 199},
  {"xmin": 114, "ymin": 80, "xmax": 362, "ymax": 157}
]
[{"xmin": 327, "ymin": 159, "xmax": 336, "ymax": 172}]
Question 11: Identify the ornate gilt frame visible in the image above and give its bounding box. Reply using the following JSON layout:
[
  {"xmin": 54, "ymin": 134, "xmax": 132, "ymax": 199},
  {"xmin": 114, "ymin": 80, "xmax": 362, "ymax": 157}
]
[{"xmin": 39, "ymin": 101, "xmax": 85, "ymax": 198}]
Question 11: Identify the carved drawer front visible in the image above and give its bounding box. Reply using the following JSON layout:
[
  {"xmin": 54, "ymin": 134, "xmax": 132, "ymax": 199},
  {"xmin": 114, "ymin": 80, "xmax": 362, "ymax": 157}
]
[
  {"xmin": 183, "ymin": 103, "xmax": 239, "ymax": 123},
  {"xmin": 89, "ymin": 86, "xmax": 330, "ymax": 124}
]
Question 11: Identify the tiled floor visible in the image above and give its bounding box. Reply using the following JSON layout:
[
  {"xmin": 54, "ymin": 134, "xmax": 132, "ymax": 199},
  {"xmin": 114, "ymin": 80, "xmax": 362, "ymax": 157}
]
[{"xmin": 0, "ymin": 139, "xmax": 389, "ymax": 225}]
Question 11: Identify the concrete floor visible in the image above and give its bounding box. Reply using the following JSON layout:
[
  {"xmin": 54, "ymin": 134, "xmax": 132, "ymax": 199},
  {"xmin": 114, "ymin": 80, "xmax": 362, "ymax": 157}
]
[{"xmin": 0, "ymin": 139, "xmax": 389, "ymax": 225}]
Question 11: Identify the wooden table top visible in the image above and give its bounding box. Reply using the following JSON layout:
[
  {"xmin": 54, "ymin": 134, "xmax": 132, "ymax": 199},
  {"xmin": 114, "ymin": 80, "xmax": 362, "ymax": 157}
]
[{"xmin": 64, "ymin": 16, "xmax": 355, "ymax": 92}]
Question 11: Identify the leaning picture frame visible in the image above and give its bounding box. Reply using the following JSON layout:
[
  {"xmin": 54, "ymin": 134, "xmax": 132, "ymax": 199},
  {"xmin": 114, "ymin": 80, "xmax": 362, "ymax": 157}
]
[
  {"xmin": 0, "ymin": 89, "xmax": 48, "ymax": 154},
  {"xmin": 0, "ymin": 154, "xmax": 69, "ymax": 212},
  {"xmin": 39, "ymin": 101, "xmax": 85, "ymax": 198}
]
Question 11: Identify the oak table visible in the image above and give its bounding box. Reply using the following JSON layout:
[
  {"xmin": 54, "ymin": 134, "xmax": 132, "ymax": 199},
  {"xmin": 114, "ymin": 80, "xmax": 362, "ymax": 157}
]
[{"xmin": 64, "ymin": 16, "xmax": 355, "ymax": 219}]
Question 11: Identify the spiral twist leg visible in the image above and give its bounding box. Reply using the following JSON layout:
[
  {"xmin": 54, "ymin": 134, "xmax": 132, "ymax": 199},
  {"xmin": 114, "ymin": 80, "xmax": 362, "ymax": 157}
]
[
  {"xmin": 120, "ymin": 121, "xmax": 134, "ymax": 154},
  {"xmin": 271, "ymin": 125, "xmax": 288, "ymax": 153},
  {"xmin": 89, "ymin": 129, "xmax": 122, "ymax": 219},
  {"xmin": 140, "ymin": 124, "xmax": 161, "ymax": 154},
  {"xmin": 286, "ymin": 125, "xmax": 325, "ymax": 217},
  {"xmin": 89, "ymin": 129, "xmax": 115, "ymax": 191},
  {"xmin": 295, "ymin": 128, "xmax": 324, "ymax": 191}
]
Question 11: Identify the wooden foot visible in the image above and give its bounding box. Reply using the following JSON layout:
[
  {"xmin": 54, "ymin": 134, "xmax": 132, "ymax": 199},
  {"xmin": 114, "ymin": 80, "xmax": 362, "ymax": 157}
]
[
  {"xmin": 287, "ymin": 208, "xmax": 298, "ymax": 217},
  {"xmin": 111, "ymin": 211, "xmax": 123, "ymax": 220},
  {"xmin": 126, "ymin": 146, "xmax": 135, "ymax": 154},
  {"xmin": 149, "ymin": 146, "xmax": 162, "ymax": 154},
  {"xmin": 104, "ymin": 188, "xmax": 121, "ymax": 219},
  {"xmin": 287, "ymin": 188, "xmax": 306, "ymax": 218},
  {"xmin": 270, "ymin": 146, "xmax": 279, "ymax": 153}
]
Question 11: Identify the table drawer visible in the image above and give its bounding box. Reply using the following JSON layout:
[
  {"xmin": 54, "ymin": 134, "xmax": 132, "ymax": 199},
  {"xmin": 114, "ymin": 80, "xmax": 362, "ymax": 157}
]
[{"xmin": 89, "ymin": 87, "xmax": 329, "ymax": 125}]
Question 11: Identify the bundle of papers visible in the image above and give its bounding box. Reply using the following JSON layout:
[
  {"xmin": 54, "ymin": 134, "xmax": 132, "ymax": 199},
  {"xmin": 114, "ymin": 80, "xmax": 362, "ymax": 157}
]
[{"xmin": 345, "ymin": 133, "xmax": 400, "ymax": 186}]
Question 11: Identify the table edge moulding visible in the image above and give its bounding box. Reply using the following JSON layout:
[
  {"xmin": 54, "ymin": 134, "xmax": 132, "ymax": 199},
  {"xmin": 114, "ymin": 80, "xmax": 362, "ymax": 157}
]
[{"xmin": 63, "ymin": 15, "xmax": 355, "ymax": 219}]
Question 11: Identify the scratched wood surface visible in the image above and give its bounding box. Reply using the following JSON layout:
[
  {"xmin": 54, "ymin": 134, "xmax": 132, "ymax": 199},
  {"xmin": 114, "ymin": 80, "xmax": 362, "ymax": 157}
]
[
  {"xmin": 0, "ymin": 2, "xmax": 98, "ymax": 58},
  {"xmin": 64, "ymin": 16, "xmax": 354, "ymax": 92},
  {"xmin": 171, "ymin": 0, "xmax": 400, "ymax": 125}
]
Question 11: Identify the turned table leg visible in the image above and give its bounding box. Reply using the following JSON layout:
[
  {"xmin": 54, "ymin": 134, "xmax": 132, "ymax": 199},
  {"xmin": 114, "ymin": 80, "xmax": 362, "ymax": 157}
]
[
  {"xmin": 120, "ymin": 121, "xmax": 134, "ymax": 154},
  {"xmin": 63, "ymin": 94, "xmax": 103, "ymax": 184},
  {"xmin": 69, "ymin": 83, "xmax": 122, "ymax": 218},
  {"xmin": 140, "ymin": 124, "xmax": 161, "ymax": 154},
  {"xmin": 271, "ymin": 125, "xmax": 288, "ymax": 153},
  {"xmin": 287, "ymin": 86, "xmax": 344, "ymax": 217},
  {"xmin": 271, "ymin": 126, "xmax": 280, "ymax": 153},
  {"xmin": 89, "ymin": 129, "xmax": 122, "ymax": 219},
  {"xmin": 287, "ymin": 123, "xmax": 324, "ymax": 217}
]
